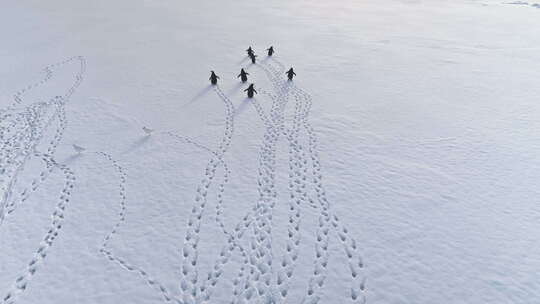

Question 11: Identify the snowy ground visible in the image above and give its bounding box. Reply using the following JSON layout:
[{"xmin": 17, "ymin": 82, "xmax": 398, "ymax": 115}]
[{"xmin": 1, "ymin": 0, "xmax": 540, "ymax": 303}]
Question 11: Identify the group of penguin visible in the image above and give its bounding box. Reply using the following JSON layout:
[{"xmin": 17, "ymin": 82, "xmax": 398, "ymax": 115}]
[{"xmin": 209, "ymin": 46, "xmax": 297, "ymax": 98}]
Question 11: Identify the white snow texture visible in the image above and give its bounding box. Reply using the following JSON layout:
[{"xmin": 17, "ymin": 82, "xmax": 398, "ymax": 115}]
[{"xmin": 1, "ymin": 0, "xmax": 539, "ymax": 303}]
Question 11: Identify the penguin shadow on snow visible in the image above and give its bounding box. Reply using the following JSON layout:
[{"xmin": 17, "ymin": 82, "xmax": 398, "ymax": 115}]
[
  {"xmin": 226, "ymin": 82, "xmax": 245, "ymax": 96},
  {"xmin": 234, "ymin": 97, "xmax": 252, "ymax": 117},
  {"xmin": 243, "ymin": 60, "xmax": 258, "ymax": 71},
  {"xmin": 237, "ymin": 56, "xmax": 250, "ymax": 65},
  {"xmin": 62, "ymin": 152, "xmax": 83, "ymax": 165},
  {"xmin": 62, "ymin": 144, "xmax": 86, "ymax": 164},
  {"xmin": 180, "ymin": 84, "xmax": 213, "ymax": 108},
  {"xmin": 122, "ymin": 134, "xmax": 151, "ymax": 155}
]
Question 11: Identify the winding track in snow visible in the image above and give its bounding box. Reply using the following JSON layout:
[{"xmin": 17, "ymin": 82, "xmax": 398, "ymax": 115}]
[
  {"xmin": 96, "ymin": 126, "xmax": 242, "ymax": 304},
  {"xmin": 179, "ymin": 56, "xmax": 367, "ymax": 304},
  {"xmin": 177, "ymin": 85, "xmax": 237, "ymax": 304},
  {"xmin": 1, "ymin": 55, "xmax": 367, "ymax": 304},
  {"xmin": 0, "ymin": 57, "xmax": 85, "ymax": 226},
  {"xmin": 241, "ymin": 57, "xmax": 368, "ymax": 304},
  {"xmin": 96, "ymin": 150, "xmax": 182, "ymax": 303},
  {"xmin": 92, "ymin": 84, "xmax": 246, "ymax": 304},
  {"xmin": 0, "ymin": 56, "xmax": 86, "ymax": 304},
  {"xmin": 255, "ymin": 61, "xmax": 306, "ymax": 303},
  {"xmin": 272, "ymin": 58, "xmax": 367, "ymax": 304}
]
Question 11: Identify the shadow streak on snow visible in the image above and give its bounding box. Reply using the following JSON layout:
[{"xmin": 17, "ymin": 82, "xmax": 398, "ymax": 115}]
[
  {"xmin": 121, "ymin": 135, "xmax": 151, "ymax": 155},
  {"xmin": 62, "ymin": 153, "xmax": 82, "ymax": 165},
  {"xmin": 234, "ymin": 98, "xmax": 251, "ymax": 117},
  {"xmin": 181, "ymin": 84, "xmax": 213, "ymax": 108},
  {"xmin": 227, "ymin": 82, "xmax": 245, "ymax": 96},
  {"xmin": 237, "ymin": 56, "xmax": 250, "ymax": 65}
]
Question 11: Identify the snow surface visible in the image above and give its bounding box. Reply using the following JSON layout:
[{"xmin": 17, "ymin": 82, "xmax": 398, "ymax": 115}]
[{"xmin": 1, "ymin": 0, "xmax": 540, "ymax": 303}]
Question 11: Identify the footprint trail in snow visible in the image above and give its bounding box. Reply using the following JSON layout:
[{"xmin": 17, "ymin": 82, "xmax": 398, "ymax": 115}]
[
  {"xmin": 0, "ymin": 56, "xmax": 86, "ymax": 304},
  {"xmin": 0, "ymin": 57, "xmax": 366, "ymax": 304}
]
